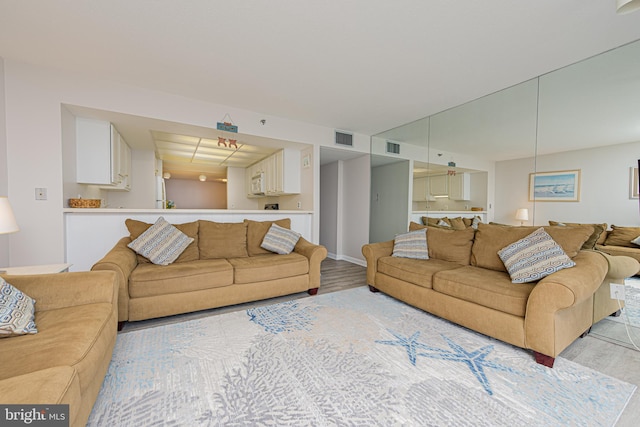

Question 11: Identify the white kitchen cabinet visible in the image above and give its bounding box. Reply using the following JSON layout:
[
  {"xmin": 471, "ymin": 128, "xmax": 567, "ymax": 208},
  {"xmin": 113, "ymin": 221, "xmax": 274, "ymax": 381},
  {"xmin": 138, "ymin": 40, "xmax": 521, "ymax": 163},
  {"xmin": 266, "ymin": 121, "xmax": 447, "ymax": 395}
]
[
  {"xmin": 412, "ymin": 177, "xmax": 428, "ymax": 201},
  {"xmin": 245, "ymin": 148, "xmax": 300, "ymax": 198},
  {"xmin": 76, "ymin": 117, "xmax": 131, "ymax": 190},
  {"xmin": 448, "ymin": 172, "xmax": 470, "ymax": 200},
  {"xmin": 429, "ymin": 174, "xmax": 448, "ymax": 197}
]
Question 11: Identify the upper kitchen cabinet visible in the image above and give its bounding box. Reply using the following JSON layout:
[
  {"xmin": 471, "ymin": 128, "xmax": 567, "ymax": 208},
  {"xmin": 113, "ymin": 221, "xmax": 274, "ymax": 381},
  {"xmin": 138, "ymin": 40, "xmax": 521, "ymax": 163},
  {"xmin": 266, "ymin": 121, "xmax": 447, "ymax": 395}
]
[
  {"xmin": 76, "ymin": 117, "xmax": 131, "ymax": 190},
  {"xmin": 448, "ymin": 172, "xmax": 470, "ymax": 201},
  {"xmin": 246, "ymin": 148, "xmax": 301, "ymax": 197}
]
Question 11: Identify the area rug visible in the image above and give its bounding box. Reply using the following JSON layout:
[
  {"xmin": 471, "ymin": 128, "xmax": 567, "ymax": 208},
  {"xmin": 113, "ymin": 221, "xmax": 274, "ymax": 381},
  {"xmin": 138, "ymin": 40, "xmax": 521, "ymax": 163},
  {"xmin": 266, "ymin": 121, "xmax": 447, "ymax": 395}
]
[{"xmin": 88, "ymin": 287, "xmax": 635, "ymax": 426}]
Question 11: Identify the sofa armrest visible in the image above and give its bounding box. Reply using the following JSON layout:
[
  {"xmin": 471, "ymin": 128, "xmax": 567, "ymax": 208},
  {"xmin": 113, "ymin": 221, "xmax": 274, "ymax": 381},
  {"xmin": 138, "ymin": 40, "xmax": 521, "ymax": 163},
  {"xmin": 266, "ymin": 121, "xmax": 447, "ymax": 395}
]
[
  {"xmin": 294, "ymin": 237, "xmax": 328, "ymax": 288},
  {"xmin": 3, "ymin": 271, "xmax": 118, "ymax": 312},
  {"xmin": 524, "ymin": 250, "xmax": 608, "ymax": 356},
  {"xmin": 91, "ymin": 236, "xmax": 138, "ymax": 322},
  {"xmin": 361, "ymin": 240, "xmax": 394, "ymax": 286},
  {"xmin": 589, "ymin": 250, "xmax": 640, "ymax": 280}
]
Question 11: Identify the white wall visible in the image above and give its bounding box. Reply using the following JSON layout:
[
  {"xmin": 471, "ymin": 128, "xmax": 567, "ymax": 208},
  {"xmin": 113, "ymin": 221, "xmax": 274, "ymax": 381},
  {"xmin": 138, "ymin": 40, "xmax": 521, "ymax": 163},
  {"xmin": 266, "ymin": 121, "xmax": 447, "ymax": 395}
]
[
  {"xmin": 495, "ymin": 140, "xmax": 640, "ymax": 227},
  {"xmin": 0, "ymin": 58, "xmax": 8, "ymax": 266},
  {"xmin": 320, "ymin": 161, "xmax": 339, "ymax": 257},
  {"xmin": 226, "ymin": 167, "xmax": 258, "ymax": 210},
  {"xmin": 341, "ymin": 154, "xmax": 370, "ymax": 265},
  {"xmin": 2, "ymin": 59, "xmax": 370, "ymax": 266},
  {"xmin": 165, "ymin": 179, "xmax": 227, "ymax": 209},
  {"xmin": 370, "ymin": 160, "xmax": 411, "ymax": 243}
]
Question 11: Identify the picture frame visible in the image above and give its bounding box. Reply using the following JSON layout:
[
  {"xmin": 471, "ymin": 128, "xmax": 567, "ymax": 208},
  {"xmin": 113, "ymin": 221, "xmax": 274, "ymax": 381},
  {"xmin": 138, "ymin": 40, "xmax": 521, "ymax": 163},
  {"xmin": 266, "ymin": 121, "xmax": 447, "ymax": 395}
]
[
  {"xmin": 528, "ymin": 170, "xmax": 580, "ymax": 202},
  {"xmin": 630, "ymin": 167, "xmax": 639, "ymax": 199}
]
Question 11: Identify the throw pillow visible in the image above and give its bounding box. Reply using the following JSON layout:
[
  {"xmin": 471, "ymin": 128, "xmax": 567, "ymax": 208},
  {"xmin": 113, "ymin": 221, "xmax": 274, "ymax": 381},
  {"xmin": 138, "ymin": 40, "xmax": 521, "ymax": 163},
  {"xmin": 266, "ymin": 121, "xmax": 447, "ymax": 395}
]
[
  {"xmin": 126, "ymin": 219, "xmax": 199, "ymax": 263},
  {"xmin": 632, "ymin": 235, "xmax": 640, "ymax": 246},
  {"xmin": 0, "ymin": 278, "xmax": 38, "ymax": 338},
  {"xmin": 498, "ymin": 227, "xmax": 576, "ymax": 284},
  {"xmin": 437, "ymin": 219, "xmax": 451, "ymax": 227},
  {"xmin": 127, "ymin": 217, "xmax": 194, "ymax": 266},
  {"xmin": 244, "ymin": 219, "xmax": 292, "ymax": 256},
  {"xmin": 392, "ymin": 229, "xmax": 429, "ymax": 260},
  {"xmin": 260, "ymin": 224, "xmax": 301, "ymax": 255},
  {"xmin": 448, "ymin": 217, "xmax": 467, "ymax": 230}
]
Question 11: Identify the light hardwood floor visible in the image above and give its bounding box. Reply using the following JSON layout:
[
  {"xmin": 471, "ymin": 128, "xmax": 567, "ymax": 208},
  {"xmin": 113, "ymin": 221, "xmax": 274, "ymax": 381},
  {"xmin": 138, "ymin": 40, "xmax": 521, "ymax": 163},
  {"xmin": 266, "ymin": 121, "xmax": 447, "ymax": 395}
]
[{"xmin": 121, "ymin": 258, "xmax": 640, "ymax": 424}]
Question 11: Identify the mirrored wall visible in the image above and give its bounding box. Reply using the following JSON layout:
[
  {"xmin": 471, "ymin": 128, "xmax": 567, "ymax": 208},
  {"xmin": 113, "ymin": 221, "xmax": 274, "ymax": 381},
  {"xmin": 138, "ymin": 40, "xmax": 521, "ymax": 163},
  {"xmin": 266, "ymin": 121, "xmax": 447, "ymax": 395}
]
[{"xmin": 370, "ymin": 38, "xmax": 640, "ymax": 243}]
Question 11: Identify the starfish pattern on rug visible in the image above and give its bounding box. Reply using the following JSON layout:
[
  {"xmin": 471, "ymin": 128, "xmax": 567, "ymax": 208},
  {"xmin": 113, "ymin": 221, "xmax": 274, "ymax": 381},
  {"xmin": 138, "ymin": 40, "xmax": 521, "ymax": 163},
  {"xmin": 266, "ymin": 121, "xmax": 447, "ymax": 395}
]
[{"xmin": 377, "ymin": 330, "xmax": 517, "ymax": 395}]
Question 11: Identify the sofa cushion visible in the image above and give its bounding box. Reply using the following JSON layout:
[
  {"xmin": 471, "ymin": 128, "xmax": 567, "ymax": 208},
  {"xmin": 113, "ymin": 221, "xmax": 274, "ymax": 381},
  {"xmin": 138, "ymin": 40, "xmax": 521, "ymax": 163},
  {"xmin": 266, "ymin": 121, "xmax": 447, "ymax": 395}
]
[
  {"xmin": 0, "ymin": 278, "xmax": 37, "ymax": 337},
  {"xmin": 261, "ymin": 223, "xmax": 301, "ymax": 255},
  {"xmin": 129, "ymin": 259, "xmax": 234, "ymax": 298},
  {"xmin": 471, "ymin": 223, "xmax": 592, "ymax": 272},
  {"xmin": 409, "ymin": 222, "xmax": 474, "ymax": 265},
  {"xmin": 126, "ymin": 218, "xmax": 199, "ymax": 263},
  {"xmin": 548, "ymin": 221, "xmax": 607, "ymax": 249},
  {"xmin": 127, "ymin": 217, "xmax": 194, "ymax": 266},
  {"xmin": 378, "ymin": 256, "xmax": 463, "ymax": 289},
  {"xmin": 228, "ymin": 253, "xmax": 308, "ymax": 284},
  {"xmin": 498, "ymin": 227, "xmax": 576, "ymax": 283},
  {"xmin": 244, "ymin": 218, "xmax": 292, "ymax": 256},
  {"xmin": 433, "ymin": 266, "xmax": 536, "ymax": 317},
  {"xmin": 604, "ymin": 225, "xmax": 640, "ymax": 248},
  {"xmin": 199, "ymin": 221, "xmax": 248, "ymax": 259},
  {"xmin": 392, "ymin": 229, "xmax": 428, "ymax": 259},
  {"xmin": 0, "ymin": 302, "xmax": 114, "ymax": 396}
]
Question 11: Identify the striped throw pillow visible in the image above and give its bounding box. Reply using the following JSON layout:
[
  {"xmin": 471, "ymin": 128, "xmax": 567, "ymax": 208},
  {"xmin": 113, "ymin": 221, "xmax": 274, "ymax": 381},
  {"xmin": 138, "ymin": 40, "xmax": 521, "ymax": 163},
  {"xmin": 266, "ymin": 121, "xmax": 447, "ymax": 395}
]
[
  {"xmin": 128, "ymin": 217, "xmax": 194, "ymax": 265},
  {"xmin": 498, "ymin": 227, "xmax": 575, "ymax": 284},
  {"xmin": 392, "ymin": 229, "xmax": 428, "ymax": 260},
  {"xmin": 261, "ymin": 224, "xmax": 301, "ymax": 255},
  {"xmin": 0, "ymin": 278, "xmax": 38, "ymax": 338}
]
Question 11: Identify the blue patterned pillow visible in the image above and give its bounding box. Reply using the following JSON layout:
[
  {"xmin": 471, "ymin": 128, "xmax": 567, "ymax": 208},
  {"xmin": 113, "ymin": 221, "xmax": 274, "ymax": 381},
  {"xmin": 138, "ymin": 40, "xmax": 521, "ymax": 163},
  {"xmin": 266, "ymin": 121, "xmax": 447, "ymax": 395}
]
[
  {"xmin": 128, "ymin": 217, "xmax": 194, "ymax": 265},
  {"xmin": 392, "ymin": 229, "xmax": 429, "ymax": 260},
  {"xmin": 498, "ymin": 227, "xmax": 575, "ymax": 283},
  {"xmin": 0, "ymin": 277, "xmax": 38, "ymax": 338},
  {"xmin": 261, "ymin": 224, "xmax": 301, "ymax": 255}
]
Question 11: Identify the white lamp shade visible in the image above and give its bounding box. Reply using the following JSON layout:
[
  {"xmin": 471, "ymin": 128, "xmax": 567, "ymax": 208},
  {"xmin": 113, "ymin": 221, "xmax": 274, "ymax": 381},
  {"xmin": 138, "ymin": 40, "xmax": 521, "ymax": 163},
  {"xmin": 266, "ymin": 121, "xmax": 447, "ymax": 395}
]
[
  {"xmin": 617, "ymin": 0, "xmax": 640, "ymax": 14},
  {"xmin": 163, "ymin": 172, "xmax": 171, "ymax": 179},
  {"xmin": 0, "ymin": 197, "xmax": 19, "ymax": 234},
  {"xmin": 515, "ymin": 208, "xmax": 529, "ymax": 222},
  {"xmin": 198, "ymin": 174, "xmax": 207, "ymax": 182}
]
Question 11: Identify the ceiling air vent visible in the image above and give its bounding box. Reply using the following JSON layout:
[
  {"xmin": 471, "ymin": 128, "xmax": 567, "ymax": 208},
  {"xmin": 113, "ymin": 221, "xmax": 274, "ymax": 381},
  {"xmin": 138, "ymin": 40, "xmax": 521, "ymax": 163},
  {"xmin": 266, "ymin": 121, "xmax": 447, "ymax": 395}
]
[
  {"xmin": 386, "ymin": 141, "xmax": 400, "ymax": 154},
  {"xmin": 335, "ymin": 131, "xmax": 353, "ymax": 147}
]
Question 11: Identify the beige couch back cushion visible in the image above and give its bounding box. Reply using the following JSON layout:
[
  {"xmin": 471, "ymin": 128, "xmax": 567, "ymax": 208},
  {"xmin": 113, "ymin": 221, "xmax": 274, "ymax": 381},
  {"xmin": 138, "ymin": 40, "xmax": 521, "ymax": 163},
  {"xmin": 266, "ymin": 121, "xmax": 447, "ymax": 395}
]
[
  {"xmin": 548, "ymin": 221, "xmax": 607, "ymax": 249},
  {"xmin": 125, "ymin": 219, "xmax": 199, "ymax": 263},
  {"xmin": 604, "ymin": 225, "xmax": 640, "ymax": 248},
  {"xmin": 198, "ymin": 221, "xmax": 248, "ymax": 259},
  {"xmin": 409, "ymin": 222, "xmax": 474, "ymax": 265},
  {"xmin": 471, "ymin": 223, "xmax": 593, "ymax": 272},
  {"xmin": 244, "ymin": 219, "xmax": 292, "ymax": 256}
]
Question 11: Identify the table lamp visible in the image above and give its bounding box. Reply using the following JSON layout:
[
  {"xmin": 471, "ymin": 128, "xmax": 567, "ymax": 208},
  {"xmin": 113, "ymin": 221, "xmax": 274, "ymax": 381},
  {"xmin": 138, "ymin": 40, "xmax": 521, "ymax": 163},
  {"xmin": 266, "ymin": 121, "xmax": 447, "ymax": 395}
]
[
  {"xmin": 515, "ymin": 208, "xmax": 529, "ymax": 226},
  {"xmin": 0, "ymin": 197, "xmax": 19, "ymax": 235}
]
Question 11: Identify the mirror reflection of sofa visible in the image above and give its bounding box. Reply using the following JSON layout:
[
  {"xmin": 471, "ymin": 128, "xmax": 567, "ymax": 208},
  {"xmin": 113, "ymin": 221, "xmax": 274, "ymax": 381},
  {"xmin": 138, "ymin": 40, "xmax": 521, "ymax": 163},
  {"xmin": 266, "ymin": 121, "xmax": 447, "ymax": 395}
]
[{"xmin": 362, "ymin": 222, "xmax": 639, "ymax": 368}]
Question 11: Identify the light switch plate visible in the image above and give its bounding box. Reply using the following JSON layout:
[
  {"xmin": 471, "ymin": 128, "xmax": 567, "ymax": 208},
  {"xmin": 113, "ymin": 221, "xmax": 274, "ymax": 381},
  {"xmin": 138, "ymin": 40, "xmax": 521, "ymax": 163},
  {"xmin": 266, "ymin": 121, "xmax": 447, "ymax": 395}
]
[{"xmin": 35, "ymin": 188, "xmax": 47, "ymax": 200}]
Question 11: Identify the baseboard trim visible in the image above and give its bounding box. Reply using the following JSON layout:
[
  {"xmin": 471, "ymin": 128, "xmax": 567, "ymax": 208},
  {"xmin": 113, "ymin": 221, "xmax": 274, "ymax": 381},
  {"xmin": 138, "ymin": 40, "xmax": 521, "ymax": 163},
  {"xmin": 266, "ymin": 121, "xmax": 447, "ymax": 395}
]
[{"xmin": 325, "ymin": 252, "xmax": 366, "ymax": 267}]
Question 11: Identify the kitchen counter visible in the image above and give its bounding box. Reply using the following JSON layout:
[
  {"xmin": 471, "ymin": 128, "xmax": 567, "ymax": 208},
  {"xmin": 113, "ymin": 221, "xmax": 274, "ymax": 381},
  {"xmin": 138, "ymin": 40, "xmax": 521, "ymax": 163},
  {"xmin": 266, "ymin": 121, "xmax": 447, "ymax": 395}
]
[{"xmin": 64, "ymin": 209, "xmax": 314, "ymax": 271}]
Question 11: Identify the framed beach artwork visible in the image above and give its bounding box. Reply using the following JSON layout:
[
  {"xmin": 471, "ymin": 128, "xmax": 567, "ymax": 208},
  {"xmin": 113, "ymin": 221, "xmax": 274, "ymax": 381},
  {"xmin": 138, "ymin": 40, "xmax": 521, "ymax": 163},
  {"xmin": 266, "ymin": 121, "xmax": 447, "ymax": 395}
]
[{"xmin": 529, "ymin": 170, "xmax": 580, "ymax": 202}]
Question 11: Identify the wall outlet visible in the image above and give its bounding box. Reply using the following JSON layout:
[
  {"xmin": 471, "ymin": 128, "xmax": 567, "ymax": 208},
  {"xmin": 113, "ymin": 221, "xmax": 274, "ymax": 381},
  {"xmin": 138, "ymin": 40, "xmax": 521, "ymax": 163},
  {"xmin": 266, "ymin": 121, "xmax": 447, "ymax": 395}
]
[
  {"xmin": 297, "ymin": 201, "xmax": 302, "ymax": 209},
  {"xmin": 610, "ymin": 283, "xmax": 626, "ymax": 300}
]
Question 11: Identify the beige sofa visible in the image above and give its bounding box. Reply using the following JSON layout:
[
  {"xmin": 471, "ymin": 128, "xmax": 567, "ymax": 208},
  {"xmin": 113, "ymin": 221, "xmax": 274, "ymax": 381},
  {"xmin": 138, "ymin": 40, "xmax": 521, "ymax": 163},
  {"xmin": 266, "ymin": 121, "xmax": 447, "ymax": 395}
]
[
  {"xmin": 92, "ymin": 218, "xmax": 327, "ymax": 327},
  {"xmin": 362, "ymin": 222, "xmax": 639, "ymax": 368},
  {"xmin": 0, "ymin": 271, "xmax": 118, "ymax": 427}
]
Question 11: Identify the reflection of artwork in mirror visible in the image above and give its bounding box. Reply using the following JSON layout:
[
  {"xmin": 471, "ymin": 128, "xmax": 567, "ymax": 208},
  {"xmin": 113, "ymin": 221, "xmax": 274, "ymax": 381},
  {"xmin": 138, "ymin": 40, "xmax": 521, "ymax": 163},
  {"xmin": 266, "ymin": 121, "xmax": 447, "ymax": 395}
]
[
  {"xmin": 630, "ymin": 167, "xmax": 639, "ymax": 199},
  {"xmin": 529, "ymin": 170, "xmax": 580, "ymax": 202}
]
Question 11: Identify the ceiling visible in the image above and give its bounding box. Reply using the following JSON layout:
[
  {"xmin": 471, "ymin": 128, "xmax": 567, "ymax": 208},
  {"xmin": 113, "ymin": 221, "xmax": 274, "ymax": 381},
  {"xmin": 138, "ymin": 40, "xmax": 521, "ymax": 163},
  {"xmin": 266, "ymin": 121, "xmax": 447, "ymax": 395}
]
[{"xmin": 3, "ymin": 1, "xmax": 640, "ymax": 138}]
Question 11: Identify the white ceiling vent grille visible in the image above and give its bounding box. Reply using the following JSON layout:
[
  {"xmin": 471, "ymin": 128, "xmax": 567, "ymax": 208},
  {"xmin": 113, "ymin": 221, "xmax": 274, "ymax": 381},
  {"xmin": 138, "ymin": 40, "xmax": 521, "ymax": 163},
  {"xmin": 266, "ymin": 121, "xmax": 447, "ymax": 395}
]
[
  {"xmin": 335, "ymin": 131, "xmax": 353, "ymax": 147},
  {"xmin": 386, "ymin": 141, "xmax": 400, "ymax": 154}
]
